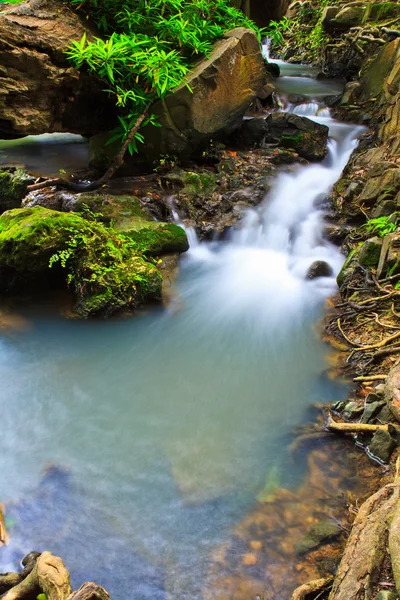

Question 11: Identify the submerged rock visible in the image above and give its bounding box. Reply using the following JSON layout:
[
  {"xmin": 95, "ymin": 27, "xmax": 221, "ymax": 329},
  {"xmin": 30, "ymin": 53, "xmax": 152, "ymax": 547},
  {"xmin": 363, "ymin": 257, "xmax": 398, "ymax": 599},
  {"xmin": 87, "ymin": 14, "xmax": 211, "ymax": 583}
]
[
  {"xmin": 0, "ymin": 167, "xmax": 34, "ymax": 214},
  {"xmin": 294, "ymin": 520, "xmax": 342, "ymax": 555},
  {"xmin": 0, "ymin": 207, "xmax": 163, "ymax": 318}
]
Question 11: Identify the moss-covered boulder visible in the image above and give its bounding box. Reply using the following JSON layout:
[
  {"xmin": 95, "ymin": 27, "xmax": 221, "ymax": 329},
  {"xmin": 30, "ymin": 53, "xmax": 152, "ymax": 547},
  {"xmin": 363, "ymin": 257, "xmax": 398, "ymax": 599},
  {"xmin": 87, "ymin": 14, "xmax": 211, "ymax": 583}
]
[
  {"xmin": 116, "ymin": 221, "xmax": 189, "ymax": 256},
  {"xmin": 0, "ymin": 207, "xmax": 162, "ymax": 318},
  {"xmin": 0, "ymin": 167, "xmax": 34, "ymax": 214}
]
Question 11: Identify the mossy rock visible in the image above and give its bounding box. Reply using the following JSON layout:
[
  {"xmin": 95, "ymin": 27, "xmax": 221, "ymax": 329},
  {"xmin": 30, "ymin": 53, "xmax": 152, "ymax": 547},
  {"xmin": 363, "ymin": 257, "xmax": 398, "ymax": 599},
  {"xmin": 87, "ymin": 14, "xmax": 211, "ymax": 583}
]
[
  {"xmin": 359, "ymin": 237, "xmax": 382, "ymax": 267},
  {"xmin": 294, "ymin": 520, "xmax": 342, "ymax": 555},
  {"xmin": 116, "ymin": 220, "xmax": 189, "ymax": 256},
  {"xmin": 0, "ymin": 207, "xmax": 162, "ymax": 318},
  {"xmin": 337, "ymin": 247, "xmax": 361, "ymax": 288},
  {"xmin": 0, "ymin": 167, "xmax": 35, "ymax": 214}
]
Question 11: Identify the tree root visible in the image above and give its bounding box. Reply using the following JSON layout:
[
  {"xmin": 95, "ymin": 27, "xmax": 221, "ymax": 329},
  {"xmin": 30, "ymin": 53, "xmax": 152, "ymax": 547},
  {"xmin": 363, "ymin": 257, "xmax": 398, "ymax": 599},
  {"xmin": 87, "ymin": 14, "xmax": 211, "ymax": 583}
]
[
  {"xmin": 68, "ymin": 583, "xmax": 110, "ymax": 600},
  {"xmin": 2, "ymin": 552, "xmax": 71, "ymax": 600},
  {"xmin": 290, "ymin": 576, "xmax": 333, "ymax": 600},
  {"xmin": 353, "ymin": 375, "xmax": 387, "ymax": 382},
  {"xmin": 329, "ymin": 482, "xmax": 400, "ymax": 600},
  {"xmin": 0, "ymin": 553, "xmax": 40, "ymax": 595}
]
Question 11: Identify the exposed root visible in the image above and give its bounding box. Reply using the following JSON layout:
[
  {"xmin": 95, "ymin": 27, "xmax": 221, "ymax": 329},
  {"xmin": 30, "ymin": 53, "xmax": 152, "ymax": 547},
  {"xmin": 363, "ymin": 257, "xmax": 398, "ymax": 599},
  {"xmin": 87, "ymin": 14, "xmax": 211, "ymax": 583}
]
[
  {"xmin": 291, "ymin": 576, "xmax": 333, "ymax": 600},
  {"xmin": 326, "ymin": 414, "xmax": 395, "ymax": 434},
  {"xmin": 353, "ymin": 375, "xmax": 387, "ymax": 382}
]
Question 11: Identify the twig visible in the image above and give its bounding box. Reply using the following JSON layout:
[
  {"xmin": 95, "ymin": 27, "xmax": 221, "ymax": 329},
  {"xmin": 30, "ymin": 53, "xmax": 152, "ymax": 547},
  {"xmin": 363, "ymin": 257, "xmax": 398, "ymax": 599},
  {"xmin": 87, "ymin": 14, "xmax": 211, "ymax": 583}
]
[{"xmin": 326, "ymin": 414, "xmax": 390, "ymax": 434}]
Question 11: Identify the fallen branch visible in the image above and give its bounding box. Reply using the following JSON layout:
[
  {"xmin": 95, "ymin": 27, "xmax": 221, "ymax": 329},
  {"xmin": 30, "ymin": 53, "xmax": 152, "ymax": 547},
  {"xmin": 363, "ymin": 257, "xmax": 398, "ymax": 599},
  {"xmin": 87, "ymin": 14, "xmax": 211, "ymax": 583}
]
[
  {"xmin": 27, "ymin": 103, "xmax": 152, "ymax": 194},
  {"xmin": 291, "ymin": 576, "xmax": 333, "ymax": 600},
  {"xmin": 0, "ymin": 553, "xmax": 41, "ymax": 596},
  {"xmin": 67, "ymin": 583, "xmax": 110, "ymax": 600},
  {"xmin": 351, "ymin": 329, "xmax": 400, "ymax": 352},
  {"xmin": 326, "ymin": 414, "xmax": 390, "ymax": 434}
]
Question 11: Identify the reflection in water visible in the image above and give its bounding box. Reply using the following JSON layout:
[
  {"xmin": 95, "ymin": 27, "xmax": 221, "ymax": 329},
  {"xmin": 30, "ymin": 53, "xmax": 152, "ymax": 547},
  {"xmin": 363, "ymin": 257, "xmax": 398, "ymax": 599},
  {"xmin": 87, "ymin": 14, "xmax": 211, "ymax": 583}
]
[
  {"xmin": 0, "ymin": 134, "xmax": 89, "ymax": 177},
  {"xmin": 0, "ymin": 59, "xmax": 362, "ymax": 600}
]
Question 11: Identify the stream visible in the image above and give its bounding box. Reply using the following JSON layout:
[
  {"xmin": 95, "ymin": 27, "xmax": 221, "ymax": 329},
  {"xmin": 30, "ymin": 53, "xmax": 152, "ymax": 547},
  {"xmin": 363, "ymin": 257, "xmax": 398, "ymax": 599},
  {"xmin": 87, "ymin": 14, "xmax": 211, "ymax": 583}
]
[{"xmin": 0, "ymin": 58, "xmax": 364, "ymax": 600}]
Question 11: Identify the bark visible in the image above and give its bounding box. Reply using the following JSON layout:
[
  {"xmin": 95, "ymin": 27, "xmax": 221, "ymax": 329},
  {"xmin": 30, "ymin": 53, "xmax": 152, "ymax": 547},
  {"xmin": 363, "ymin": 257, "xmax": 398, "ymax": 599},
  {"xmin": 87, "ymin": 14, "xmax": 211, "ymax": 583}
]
[
  {"xmin": 67, "ymin": 583, "xmax": 110, "ymax": 600},
  {"xmin": 2, "ymin": 552, "xmax": 71, "ymax": 600},
  {"xmin": 329, "ymin": 483, "xmax": 400, "ymax": 600},
  {"xmin": 291, "ymin": 577, "xmax": 333, "ymax": 600}
]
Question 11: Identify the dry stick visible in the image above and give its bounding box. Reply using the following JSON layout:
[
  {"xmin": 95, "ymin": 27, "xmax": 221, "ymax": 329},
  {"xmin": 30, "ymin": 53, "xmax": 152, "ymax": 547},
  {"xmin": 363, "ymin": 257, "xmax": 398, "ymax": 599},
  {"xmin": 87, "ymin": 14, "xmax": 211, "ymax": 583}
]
[
  {"xmin": 372, "ymin": 312, "xmax": 400, "ymax": 330},
  {"xmin": 326, "ymin": 415, "xmax": 390, "ymax": 434},
  {"xmin": 27, "ymin": 103, "xmax": 152, "ymax": 194},
  {"xmin": 353, "ymin": 374, "xmax": 387, "ymax": 381},
  {"xmin": 290, "ymin": 577, "xmax": 333, "ymax": 600}
]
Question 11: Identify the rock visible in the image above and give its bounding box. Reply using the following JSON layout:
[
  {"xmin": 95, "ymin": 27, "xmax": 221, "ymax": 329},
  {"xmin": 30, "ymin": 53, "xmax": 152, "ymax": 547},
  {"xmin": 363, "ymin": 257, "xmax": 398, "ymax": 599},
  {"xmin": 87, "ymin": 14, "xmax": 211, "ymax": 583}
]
[
  {"xmin": 385, "ymin": 362, "xmax": 400, "ymax": 422},
  {"xmin": 0, "ymin": 167, "xmax": 34, "ymax": 213},
  {"xmin": 306, "ymin": 260, "xmax": 333, "ymax": 279},
  {"xmin": 359, "ymin": 237, "xmax": 382, "ymax": 267},
  {"xmin": 321, "ymin": 6, "xmax": 340, "ymax": 32},
  {"xmin": 246, "ymin": 0, "xmax": 291, "ymax": 26},
  {"xmin": 337, "ymin": 247, "xmax": 361, "ymax": 288},
  {"xmin": 257, "ymin": 82, "xmax": 275, "ymax": 100},
  {"xmin": 366, "ymin": 392, "xmax": 382, "ymax": 404},
  {"xmin": 341, "ymin": 82, "xmax": 361, "ymax": 105},
  {"xmin": 375, "ymin": 384, "xmax": 386, "ymax": 396},
  {"xmin": 91, "ymin": 28, "xmax": 267, "ymax": 168},
  {"xmin": 374, "ymin": 592, "xmax": 398, "ymax": 600},
  {"xmin": 0, "ymin": 207, "xmax": 162, "ymax": 318},
  {"xmin": 235, "ymin": 118, "xmax": 269, "ymax": 146},
  {"xmin": 116, "ymin": 221, "xmax": 189, "ymax": 256},
  {"xmin": 0, "ymin": 0, "xmax": 117, "ymax": 138},
  {"xmin": 343, "ymin": 401, "xmax": 364, "ymax": 420},
  {"xmin": 361, "ymin": 401, "xmax": 385, "ymax": 424},
  {"xmin": 323, "ymin": 224, "xmax": 350, "ymax": 244},
  {"xmin": 294, "ymin": 520, "xmax": 342, "ymax": 555},
  {"xmin": 263, "ymin": 113, "xmax": 329, "ymax": 161},
  {"xmin": 359, "ymin": 169, "xmax": 400, "ymax": 206},
  {"xmin": 368, "ymin": 429, "xmax": 396, "ymax": 463},
  {"xmin": 328, "ymin": 5, "xmax": 366, "ymax": 30},
  {"xmin": 358, "ymin": 38, "xmax": 400, "ymax": 104}
]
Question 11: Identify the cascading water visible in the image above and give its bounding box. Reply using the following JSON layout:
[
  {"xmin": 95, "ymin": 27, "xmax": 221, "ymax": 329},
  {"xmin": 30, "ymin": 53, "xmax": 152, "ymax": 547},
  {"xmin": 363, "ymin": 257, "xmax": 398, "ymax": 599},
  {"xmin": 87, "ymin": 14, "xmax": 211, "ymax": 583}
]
[{"xmin": 0, "ymin": 55, "xmax": 364, "ymax": 600}]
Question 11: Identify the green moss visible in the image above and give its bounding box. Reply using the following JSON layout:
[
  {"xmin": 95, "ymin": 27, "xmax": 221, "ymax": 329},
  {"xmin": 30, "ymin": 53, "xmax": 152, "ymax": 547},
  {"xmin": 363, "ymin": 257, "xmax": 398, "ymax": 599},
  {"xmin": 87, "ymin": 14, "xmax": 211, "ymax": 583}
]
[
  {"xmin": 74, "ymin": 193, "xmax": 149, "ymax": 224},
  {"xmin": 359, "ymin": 238, "xmax": 382, "ymax": 267},
  {"xmin": 0, "ymin": 167, "xmax": 34, "ymax": 213},
  {"xmin": 182, "ymin": 171, "xmax": 217, "ymax": 197},
  {"xmin": 117, "ymin": 220, "xmax": 189, "ymax": 255},
  {"xmin": 0, "ymin": 207, "xmax": 162, "ymax": 318}
]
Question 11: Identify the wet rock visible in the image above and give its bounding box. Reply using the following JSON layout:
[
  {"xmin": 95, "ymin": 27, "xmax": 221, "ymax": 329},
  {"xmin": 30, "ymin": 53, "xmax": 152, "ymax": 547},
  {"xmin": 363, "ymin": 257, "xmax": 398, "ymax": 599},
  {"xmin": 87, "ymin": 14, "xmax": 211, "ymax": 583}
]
[
  {"xmin": 368, "ymin": 429, "xmax": 397, "ymax": 463},
  {"xmin": 323, "ymin": 224, "xmax": 350, "ymax": 245},
  {"xmin": 343, "ymin": 401, "xmax": 364, "ymax": 420},
  {"xmin": 359, "ymin": 169, "xmax": 400, "ymax": 206},
  {"xmin": 366, "ymin": 392, "xmax": 382, "ymax": 404},
  {"xmin": 375, "ymin": 384, "xmax": 386, "ymax": 396},
  {"xmin": 377, "ymin": 405, "xmax": 392, "ymax": 423},
  {"xmin": 358, "ymin": 38, "xmax": 400, "ymax": 103},
  {"xmin": 306, "ymin": 260, "xmax": 333, "ymax": 279},
  {"xmin": 0, "ymin": 167, "xmax": 34, "ymax": 213},
  {"xmin": 294, "ymin": 520, "xmax": 342, "ymax": 555},
  {"xmin": 361, "ymin": 401, "xmax": 385, "ymax": 424},
  {"xmin": 263, "ymin": 113, "xmax": 329, "ymax": 161},
  {"xmin": 257, "ymin": 83, "xmax": 275, "ymax": 100}
]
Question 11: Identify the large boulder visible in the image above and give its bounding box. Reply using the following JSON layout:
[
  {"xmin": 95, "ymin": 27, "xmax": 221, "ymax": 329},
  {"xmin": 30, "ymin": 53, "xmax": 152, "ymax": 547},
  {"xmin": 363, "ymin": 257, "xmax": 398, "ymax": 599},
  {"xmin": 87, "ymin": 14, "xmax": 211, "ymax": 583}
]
[
  {"xmin": 0, "ymin": 167, "xmax": 34, "ymax": 213},
  {"xmin": 90, "ymin": 28, "xmax": 267, "ymax": 167},
  {"xmin": 0, "ymin": 0, "xmax": 117, "ymax": 138},
  {"xmin": 0, "ymin": 207, "xmax": 163, "ymax": 317}
]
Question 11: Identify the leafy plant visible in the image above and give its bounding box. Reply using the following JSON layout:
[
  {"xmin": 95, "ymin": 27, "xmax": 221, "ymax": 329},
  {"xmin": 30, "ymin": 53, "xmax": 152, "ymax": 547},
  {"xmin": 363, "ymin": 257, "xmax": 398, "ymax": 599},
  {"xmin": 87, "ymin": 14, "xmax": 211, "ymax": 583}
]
[
  {"xmin": 361, "ymin": 214, "xmax": 399, "ymax": 238},
  {"xmin": 264, "ymin": 17, "xmax": 291, "ymax": 46},
  {"xmin": 66, "ymin": 0, "xmax": 264, "ymax": 155}
]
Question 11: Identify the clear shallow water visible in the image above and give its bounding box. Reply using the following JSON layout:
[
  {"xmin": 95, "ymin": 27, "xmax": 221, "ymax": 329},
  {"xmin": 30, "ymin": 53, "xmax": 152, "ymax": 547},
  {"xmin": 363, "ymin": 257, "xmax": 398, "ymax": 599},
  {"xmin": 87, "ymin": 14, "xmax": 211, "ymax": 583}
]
[
  {"xmin": 0, "ymin": 134, "xmax": 89, "ymax": 177},
  {"xmin": 0, "ymin": 59, "xmax": 361, "ymax": 600}
]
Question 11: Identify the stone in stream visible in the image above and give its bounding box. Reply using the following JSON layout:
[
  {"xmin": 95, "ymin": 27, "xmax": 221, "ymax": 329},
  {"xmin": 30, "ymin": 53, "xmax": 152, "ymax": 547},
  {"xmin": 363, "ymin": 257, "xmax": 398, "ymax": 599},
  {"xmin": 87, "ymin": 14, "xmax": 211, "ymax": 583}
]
[
  {"xmin": 374, "ymin": 591, "xmax": 398, "ymax": 600},
  {"xmin": 306, "ymin": 261, "xmax": 333, "ymax": 280},
  {"xmin": 368, "ymin": 429, "xmax": 397, "ymax": 463},
  {"xmin": 294, "ymin": 519, "xmax": 342, "ymax": 555}
]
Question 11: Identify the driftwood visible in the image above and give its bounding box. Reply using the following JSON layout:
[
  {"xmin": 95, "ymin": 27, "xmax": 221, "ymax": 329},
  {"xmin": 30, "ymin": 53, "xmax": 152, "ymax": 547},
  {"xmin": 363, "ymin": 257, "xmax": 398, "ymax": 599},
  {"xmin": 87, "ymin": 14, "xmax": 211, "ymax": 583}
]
[
  {"xmin": 2, "ymin": 552, "xmax": 71, "ymax": 600},
  {"xmin": 291, "ymin": 576, "xmax": 333, "ymax": 600},
  {"xmin": 67, "ymin": 583, "xmax": 110, "ymax": 600},
  {"xmin": 326, "ymin": 414, "xmax": 392, "ymax": 434},
  {"xmin": 0, "ymin": 553, "xmax": 41, "ymax": 595},
  {"xmin": 329, "ymin": 482, "xmax": 400, "ymax": 600}
]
